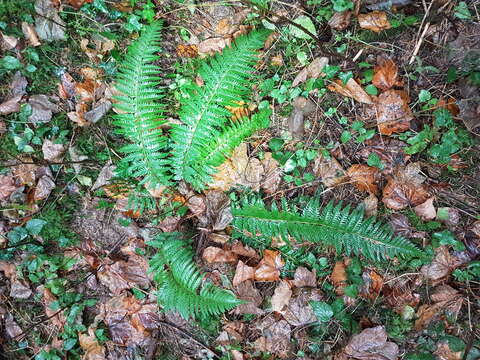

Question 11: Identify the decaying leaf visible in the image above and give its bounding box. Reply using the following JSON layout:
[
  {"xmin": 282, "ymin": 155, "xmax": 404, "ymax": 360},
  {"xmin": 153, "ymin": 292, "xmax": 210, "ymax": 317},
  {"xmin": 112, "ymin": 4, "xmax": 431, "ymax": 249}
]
[
  {"xmin": 34, "ymin": 0, "xmax": 66, "ymax": 41},
  {"xmin": 414, "ymin": 197, "xmax": 436, "ymax": 220},
  {"xmin": 10, "ymin": 280, "xmax": 32, "ymax": 299},
  {"xmin": 342, "ymin": 326, "xmax": 399, "ymax": 360},
  {"xmin": 331, "ymin": 260, "xmax": 348, "ymax": 295},
  {"xmin": 357, "ymin": 136, "xmax": 410, "ymax": 174},
  {"xmin": 255, "ymin": 250, "xmax": 284, "ymax": 282},
  {"xmin": 202, "ymin": 246, "xmax": 238, "ymax": 264},
  {"xmin": 271, "ymin": 280, "xmax": 292, "ymax": 312},
  {"xmin": 292, "ymin": 57, "xmax": 329, "ymax": 87},
  {"xmin": 42, "ymin": 139, "xmax": 65, "ymax": 162},
  {"xmin": 421, "ymin": 246, "xmax": 457, "ymax": 282},
  {"xmin": 198, "ymin": 37, "xmax": 227, "ymax": 55},
  {"xmin": 313, "ymin": 153, "xmax": 346, "ymax": 187},
  {"xmin": 434, "ymin": 341, "xmax": 462, "ymax": 360},
  {"xmin": 372, "ymin": 56, "xmax": 401, "ymax": 91},
  {"xmin": 21, "ymin": 21, "xmax": 41, "ymax": 46},
  {"xmin": 347, "ymin": 164, "xmax": 380, "ymax": 194},
  {"xmin": 282, "ymin": 288, "xmax": 323, "ymax": 326},
  {"xmin": 328, "ymin": 11, "xmax": 352, "ymax": 31},
  {"xmin": 293, "ymin": 267, "xmax": 317, "ymax": 288},
  {"xmin": 364, "ymin": 193, "xmax": 378, "ymax": 217},
  {"xmin": 0, "ymin": 175, "xmax": 18, "ymax": 201},
  {"xmin": 1, "ymin": 32, "xmax": 18, "ymax": 50},
  {"xmin": 79, "ymin": 329, "xmax": 106, "ymax": 360},
  {"xmin": 28, "ymin": 94, "xmax": 59, "ymax": 125},
  {"xmin": 360, "ymin": 270, "xmax": 383, "ymax": 300},
  {"xmin": 0, "ymin": 95, "xmax": 22, "ymax": 115},
  {"xmin": 255, "ymin": 317, "xmax": 292, "ymax": 359},
  {"xmin": 33, "ymin": 175, "xmax": 55, "ymax": 201},
  {"xmin": 382, "ymin": 163, "xmax": 430, "ymax": 210},
  {"xmin": 358, "ymin": 11, "xmax": 392, "ymax": 33},
  {"xmin": 328, "ymin": 78, "xmax": 373, "ymax": 104},
  {"xmin": 375, "ymin": 90, "xmax": 413, "ymax": 135},
  {"xmin": 234, "ymin": 280, "xmax": 264, "ymax": 315},
  {"xmin": 42, "ymin": 287, "xmax": 66, "ymax": 328},
  {"xmin": 5, "ymin": 314, "xmax": 23, "ymax": 339}
]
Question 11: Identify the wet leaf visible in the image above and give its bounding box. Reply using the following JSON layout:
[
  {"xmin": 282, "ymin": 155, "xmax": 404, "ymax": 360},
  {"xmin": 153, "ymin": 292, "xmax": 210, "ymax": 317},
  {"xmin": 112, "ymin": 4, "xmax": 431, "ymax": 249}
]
[
  {"xmin": 10, "ymin": 280, "xmax": 32, "ymax": 299},
  {"xmin": 28, "ymin": 95, "xmax": 59, "ymax": 125},
  {"xmin": 282, "ymin": 288, "xmax": 323, "ymax": 326},
  {"xmin": 421, "ymin": 246, "xmax": 457, "ymax": 281},
  {"xmin": 255, "ymin": 250, "xmax": 284, "ymax": 282},
  {"xmin": 358, "ymin": 11, "xmax": 392, "ymax": 33},
  {"xmin": 328, "ymin": 11, "xmax": 352, "ymax": 30},
  {"xmin": 234, "ymin": 280, "xmax": 264, "ymax": 315},
  {"xmin": 79, "ymin": 329, "xmax": 106, "ymax": 360},
  {"xmin": 0, "ymin": 175, "xmax": 18, "ymax": 200},
  {"xmin": 233, "ymin": 260, "xmax": 255, "ymax": 286},
  {"xmin": 376, "ymin": 90, "xmax": 413, "ymax": 135},
  {"xmin": 271, "ymin": 280, "xmax": 292, "ymax": 312},
  {"xmin": 34, "ymin": 0, "xmax": 66, "ymax": 41},
  {"xmin": 328, "ymin": 78, "xmax": 373, "ymax": 104},
  {"xmin": 372, "ymin": 57, "xmax": 400, "ymax": 91},
  {"xmin": 347, "ymin": 164, "xmax": 380, "ymax": 194},
  {"xmin": 0, "ymin": 95, "xmax": 22, "ymax": 115},
  {"xmin": 33, "ymin": 175, "xmax": 55, "ymax": 201},
  {"xmin": 202, "ymin": 246, "xmax": 238, "ymax": 264},
  {"xmin": 292, "ymin": 57, "xmax": 329, "ymax": 87}
]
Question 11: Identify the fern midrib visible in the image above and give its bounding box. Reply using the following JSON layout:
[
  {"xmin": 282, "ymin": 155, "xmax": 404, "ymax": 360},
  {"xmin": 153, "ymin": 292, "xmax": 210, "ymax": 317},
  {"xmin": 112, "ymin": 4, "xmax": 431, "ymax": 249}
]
[
  {"xmin": 129, "ymin": 47, "xmax": 164, "ymax": 186},
  {"xmin": 235, "ymin": 212, "xmax": 412, "ymax": 253}
]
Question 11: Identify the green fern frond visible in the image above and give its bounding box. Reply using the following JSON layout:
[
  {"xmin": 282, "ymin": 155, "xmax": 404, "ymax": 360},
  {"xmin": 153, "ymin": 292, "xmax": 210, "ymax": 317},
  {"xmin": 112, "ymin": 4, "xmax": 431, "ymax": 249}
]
[
  {"xmin": 233, "ymin": 199, "xmax": 424, "ymax": 261},
  {"xmin": 113, "ymin": 21, "xmax": 170, "ymax": 189},
  {"xmin": 170, "ymin": 28, "xmax": 271, "ymax": 189},
  {"xmin": 148, "ymin": 233, "xmax": 242, "ymax": 319}
]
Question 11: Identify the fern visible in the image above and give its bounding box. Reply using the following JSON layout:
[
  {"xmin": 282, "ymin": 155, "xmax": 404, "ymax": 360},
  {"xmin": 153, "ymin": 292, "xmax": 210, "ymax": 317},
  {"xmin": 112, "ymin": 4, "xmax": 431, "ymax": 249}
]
[
  {"xmin": 113, "ymin": 21, "xmax": 170, "ymax": 189},
  {"xmin": 170, "ymin": 28, "xmax": 271, "ymax": 190},
  {"xmin": 148, "ymin": 233, "xmax": 242, "ymax": 319},
  {"xmin": 233, "ymin": 198, "xmax": 424, "ymax": 261}
]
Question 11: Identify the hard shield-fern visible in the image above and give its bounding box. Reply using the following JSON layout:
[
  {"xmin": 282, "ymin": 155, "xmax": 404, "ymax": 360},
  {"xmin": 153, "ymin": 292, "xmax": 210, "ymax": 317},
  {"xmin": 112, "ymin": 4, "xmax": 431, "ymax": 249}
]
[
  {"xmin": 233, "ymin": 198, "xmax": 424, "ymax": 261},
  {"xmin": 148, "ymin": 233, "xmax": 242, "ymax": 319}
]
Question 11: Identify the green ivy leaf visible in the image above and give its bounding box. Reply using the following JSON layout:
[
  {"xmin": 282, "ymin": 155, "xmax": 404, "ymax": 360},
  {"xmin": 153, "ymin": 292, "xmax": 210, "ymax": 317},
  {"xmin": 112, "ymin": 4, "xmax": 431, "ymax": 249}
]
[
  {"xmin": 418, "ymin": 89, "xmax": 431, "ymax": 102},
  {"xmin": 454, "ymin": 2, "xmax": 472, "ymax": 20},
  {"xmin": 25, "ymin": 219, "xmax": 47, "ymax": 235},
  {"xmin": 1, "ymin": 55, "xmax": 22, "ymax": 70},
  {"xmin": 310, "ymin": 301, "xmax": 334, "ymax": 322}
]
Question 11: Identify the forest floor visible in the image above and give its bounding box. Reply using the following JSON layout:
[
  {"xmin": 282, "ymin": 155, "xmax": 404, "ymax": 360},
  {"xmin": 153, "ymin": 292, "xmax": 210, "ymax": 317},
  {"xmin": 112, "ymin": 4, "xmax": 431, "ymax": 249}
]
[{"xmin": 0, "ymin": 0, "xmax": 480, "ymax": 359}]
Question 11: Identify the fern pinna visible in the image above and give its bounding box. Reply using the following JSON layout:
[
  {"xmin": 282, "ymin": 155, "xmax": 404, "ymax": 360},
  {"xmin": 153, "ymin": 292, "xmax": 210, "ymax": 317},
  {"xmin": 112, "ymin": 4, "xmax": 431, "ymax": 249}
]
[
  {"xmin": 233, "ymin": 198, "xmax": 424, "ymax": 261},
  {"xmin": 113, "ymin": 22, "xmax": 170, "ymax": 189},
  {"xmin": 170, "ymin": 28, "xmax": 271, "ymax": 190},
  {"xmin": 148, "ymin": 233, "xmax": 242, "ymax": 319}
]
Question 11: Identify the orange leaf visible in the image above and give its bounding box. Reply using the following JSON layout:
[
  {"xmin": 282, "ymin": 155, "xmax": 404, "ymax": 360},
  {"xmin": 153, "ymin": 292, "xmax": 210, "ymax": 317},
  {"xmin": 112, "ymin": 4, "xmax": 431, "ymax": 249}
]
[
  {"xmin": 376, "ymin": 89, "xmax": 413, "ymax": 135},
  {"xmin": 346, "ymin": 164, "xmax": 380, "ymax": 194},
  {"xmin": 202, "ymin": 246, "xmax": 238, "ymax": 264},
  {"xmin": 176, "ymin": 44, "xmax": 198, "ymax": 58},
  {"xmin": 331, "ymin": 260, "xmax": 347, "ymax": 295},
  {"xmin": 358, "ymin": 11, "xmax": 391, "ymax": 33},
  {"xmin": 233, "ymin": 260, "xmax": 255, "ymax": 286},
  {"xmin": 327, "ymin": 78, "xmax": 373, "ymax": 104},
  {"xmin": 372, "ymin": 57, "xmax": 400, "ymax": 91}
]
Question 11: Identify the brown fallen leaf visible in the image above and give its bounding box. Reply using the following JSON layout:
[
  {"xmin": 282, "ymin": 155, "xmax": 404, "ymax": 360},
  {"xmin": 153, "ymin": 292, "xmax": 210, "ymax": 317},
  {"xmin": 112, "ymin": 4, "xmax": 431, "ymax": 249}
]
[
  {"xmin": 331, "ymin": 260, "xmax": 348, "ymax": 295},
  {"xmin": 382, "ymin": 276, "xmax": 421, "ymax": 312},
  {"xmin": 1, "ymin": 32, "xmax": 18, "ymax": 50},
  {"xmin": 313, "ymin": 153, "xmax": 346, "ymax": 187},
  {"xmin": 434, "ymin": 342, "xmax": 462, "ymax": 360},
  {"xmin": 282, "ymin": 288, "xmax": 323, "ymax": 326},
  {"xmin": 28, "ymin": 94, "xmax": 59, "ymax": 125},
  {"xmin": 357, "ymin": 135, "xmax": 411, "ymax": 174},
  {"xmin": 436, "ymin": 207, "xmax": 460, "ymax": 228},
  {"xmin": 293, "ymin": 267, "xmax": 316, "ymax": 288},
  {"xmin": 21, "ymin": 21, "xmax": 41, "ymax": 46},
  {"xmin": 42, "ymin": 139, "xmax": 65, "ymax": 162},
  {"xmin": 198, "ymin": 37, "xmax": 227, "ymax": 55},
  {"xmin": 233, "ymin": 260, "xmax": 255, "ymax": 286},
  {"xmin": 382, "ymin": 163, "xmax": 430, "ymax": 210},
  {"xmin": 176, "ymin": 44, "xmax": 199, "ymax": 58},
  {"xmin": 358, "ymin": 11, "xmax": 392, "ymax": 33},
  {"xmin": 375, "ymin": 90, "xmax": 413, "ymax": 135},
  {"xmin": 231, "ymin": 241, "xmax": 259, "ymax": 260},
  {"xmin": 372, "ymin": 56, "xmax": 401, "ymax": 91},
  {"xmin": 328, "ymin": 78, "xmax": 373, "ymax": 104},
  {"xmin": 342, "ymin": 326, "xmax": 399, "ymax": 360},
  {"xmin": 234, "ymin": 280, "xmax": 264, "ymax": 315},
  {"xmin": 79, "ymin": 329, "xmax": 106, "ymax": 360},
  {"xmin": 255, "ymin": 250, "xmax": 284, "ymax": 282},
  {"xmin": 202, "ymin": 246, "xmax": 238, "ymax": 264},
  {"xmin": 33, "ymin": 175, "xmax": 55, "ymax": 201},
  {"xmin": 421, "ymin": 246, "xmax": 457, "ymax": 282},
  {"xmin": 42, "ymin": 287, "xmax": 66, "ymax": 328},
  {"xmin": 10, "ymin": 280, "xmax": 32, "ymax": 299},
  {"xmin": 364, "ymin": 193, "xmax": 378, "ymax": 217},
  {"xmin": 360, "ymin": 270, "xmax": 383, "ymax": 300},
  {"xmin": 414, "ymin": 197, "xmax": 436, "ymax": 220},
  {"xmin": 58, "ymin": 72, "xmax": 76, "ymax": 99},
  {"xmin": 347, "ymin": 164, "xmax": 381, "ymax": 194},
  {"xmin": 415, "ymin": 284, "xmax": 462, "ymax": 330},
  {"xmin": 0, "ymin": 95, "xmax": 22, "ymax": 115},
  {"xmin": 68, "ymin": 0, "xmax": 93, "ymax": 9},
  {"xmin": 292, "ymin": 57, "xmax": 329, "ymax": 87},
  {"xmin": 0, "ymin": 175, "xmax": 18, "ymax": 201},
  {"xmin": 255, "ymin": 318, "xmax": 292, "ymax": 359},
  {"xmin": 328, "ymin": 11, "xmax": 352, "ymax": 30},
  {"xmin": 5, "ymin": 314, "xmax": 23, "ymax": 339},
  {"xmin": 271, "ymin": 280, "xmax": 292, "ymax": 312}
]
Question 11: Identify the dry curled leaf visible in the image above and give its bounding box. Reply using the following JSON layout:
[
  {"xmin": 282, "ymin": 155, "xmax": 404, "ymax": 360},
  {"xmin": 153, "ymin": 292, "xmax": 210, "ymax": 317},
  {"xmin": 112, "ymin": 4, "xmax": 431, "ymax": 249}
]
[
  {"xmin": 271, "ymin": 280, "xmax": 292, "ymax": 312},
  {"xmin": 292, "ymin": 57, "xmax": 329, "ymax": 87},
  {"xmin": 347, "ymin": 164, "xmax": 381, "ymax": 194},
  {"xmin": 0, "ymin": 175, "xmax": 18, "ymax": 201},
  {"xmin": 233, "ymin": 260, "xmax": 255, "ymax": 286},
  {"xmin": 328, "ymin": 11, "xmax": 352, "ymax": 30},
  {"xmin": 328, "ymin": 78, "xmax": 373, "ymax": 104},
  {"xmin": 234, "ymin": 280, "xmax": 264, "ymax": 315},
  {"xmin": 376, "ymin": 90, "xmax": 413, "ymax": 135},
  {"xmin": 382, "ymin": 163, "xmax": 430, "ymax": 210},
  {"xmin": 79, "ymin": 330, "xmax": 106, "ymax": 360},
  {"xmin": 202, "ymin": 246, "xmax": 238, "ymax": 264},
  {"xmin": 313, "ymin": 153, "xmax": 346, "ymax": 187},
  {"xmin": 415, "ymin": 285, "xmax": 462, "ymax": 330},
  {"xmin": 255, "ymin": 250, "xmax": 284, "ymax": 282},
  {"xmin": 358, "ymin": 11, "xmax": 392, "ymax": 33},
  {"xmin": 414, "ymin": 197, "xmax": 436, "ymax": 220},
  {"xmin": 176, "ymin": 44, "xmax": 198, "ymax": 58},
  {"xmin": 198, "ymin": 37, "xmax": 226, "ymax": 55},
  {"xmin": 293, "ymin": 267, "xmax": 317, "ymax": 288},
  {"xmin": 331, "ymin": 260, "xmax": 348, "ymax": 295},
  {"xmin": 21, "ymin": 21, "xmax": 41, "ymax": 46},
  {"xmin": 42, "ymin": 139, "xmax": 65, "ymax": 162},
  {"xmin": 421, "ymin": 246, "xmax": 457, "ymax": 282},
  {"xmin": 360, "ymin": 270, "xmax": 383, "ymax": 300},
  {"xmin": 372, "ymin": 56, "xmax": 401, "ymax": 91}
]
